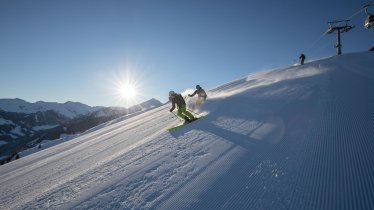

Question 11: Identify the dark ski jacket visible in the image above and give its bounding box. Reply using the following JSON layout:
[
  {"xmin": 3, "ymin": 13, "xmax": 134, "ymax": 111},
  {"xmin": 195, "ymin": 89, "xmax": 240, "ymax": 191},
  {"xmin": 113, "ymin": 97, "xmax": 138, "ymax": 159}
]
[{"xmin": 169, "ymin": 93, "xmax": 186, "ymax": 111}]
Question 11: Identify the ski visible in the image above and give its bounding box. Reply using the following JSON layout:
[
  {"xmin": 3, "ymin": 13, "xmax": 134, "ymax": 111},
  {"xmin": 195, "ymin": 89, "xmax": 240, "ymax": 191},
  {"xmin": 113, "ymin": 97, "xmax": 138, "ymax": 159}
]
[{"xmin": 168, "ymin": 117, "xmax": 203, "ymax": 132}]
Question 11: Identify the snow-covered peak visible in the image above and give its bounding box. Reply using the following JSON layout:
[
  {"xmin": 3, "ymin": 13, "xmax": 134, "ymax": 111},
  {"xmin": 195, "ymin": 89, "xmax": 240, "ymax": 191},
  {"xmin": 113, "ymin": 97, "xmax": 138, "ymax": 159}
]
[
  {"xmin": 0, "ymin": 99, "xmax": 162, "ymax": 119},
  {"xmin": 0, "ymin": 98, "xmax": 29, "ymax": 112},
  {"xmin": 0, "ymin": 99, "xmax": 100, "ymax": 119}
]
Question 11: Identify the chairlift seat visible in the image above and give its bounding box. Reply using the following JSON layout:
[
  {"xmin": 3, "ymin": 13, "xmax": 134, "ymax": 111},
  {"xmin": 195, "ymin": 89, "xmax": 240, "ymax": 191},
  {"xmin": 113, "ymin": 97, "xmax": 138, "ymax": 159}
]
[
  {"xmin": 365, "ymin": 15, "xmax": 374, "ymax": 29},
  {"xmin": 325, "ymin": 27, "xmax": 334, "ymax": 34}
]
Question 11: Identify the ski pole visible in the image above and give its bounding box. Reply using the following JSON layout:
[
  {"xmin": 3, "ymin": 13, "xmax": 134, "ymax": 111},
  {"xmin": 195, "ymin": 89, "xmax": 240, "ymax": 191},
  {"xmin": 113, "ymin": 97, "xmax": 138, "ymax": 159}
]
[{"xmin": 170, "ymin": 111, "xmax": 183, "ymax": 121}]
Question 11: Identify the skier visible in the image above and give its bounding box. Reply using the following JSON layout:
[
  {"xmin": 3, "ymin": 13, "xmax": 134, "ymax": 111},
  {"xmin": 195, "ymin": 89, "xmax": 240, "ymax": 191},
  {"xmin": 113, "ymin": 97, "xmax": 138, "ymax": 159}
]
[
  {"xmin": 188, "ymin": 85, "xmax": 207, "ymax": 109},
  {"xmin": 299, "ymin": 53, "xmax": 306, "ymax": 65},
  {"xmin": 169, "ymin": 91, "xmax": 196, "ymax": 123}
]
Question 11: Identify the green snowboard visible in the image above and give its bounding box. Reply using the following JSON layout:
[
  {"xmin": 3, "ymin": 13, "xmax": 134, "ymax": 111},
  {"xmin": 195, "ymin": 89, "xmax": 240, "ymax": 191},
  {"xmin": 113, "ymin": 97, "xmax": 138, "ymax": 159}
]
[{"xmin": 168, "ymin": 117, "xmax": 203, "ymax": 132}]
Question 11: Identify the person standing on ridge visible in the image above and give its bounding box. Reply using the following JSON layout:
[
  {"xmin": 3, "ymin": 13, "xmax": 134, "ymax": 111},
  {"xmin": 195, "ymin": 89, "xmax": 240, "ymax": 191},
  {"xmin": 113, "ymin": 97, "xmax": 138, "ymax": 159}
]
[
  {"xmin": 188, "ymin": 85, "xmax": 207, "ymax": 110},
  {"xmin": 169, "ymin": 91, "xmax": 196, "ymax": 123},
  {"xmin": 299, "ymin": 53, "xmax": 306, "ymax": 65}
]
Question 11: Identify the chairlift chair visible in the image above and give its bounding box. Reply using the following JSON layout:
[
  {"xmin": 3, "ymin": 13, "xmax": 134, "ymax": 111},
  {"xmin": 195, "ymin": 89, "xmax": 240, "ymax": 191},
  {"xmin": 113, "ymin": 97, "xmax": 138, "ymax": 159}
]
[
  {"xmin": 364, "ymin": 15, "xmax": 374, "ymax": 29},
  {"xmin": 364, "ymin": 4, "xmax": 374, "ymax": 29},
  {"xmin": 326, "ymin": 25, "xmax": 334, "ymax": 34}
]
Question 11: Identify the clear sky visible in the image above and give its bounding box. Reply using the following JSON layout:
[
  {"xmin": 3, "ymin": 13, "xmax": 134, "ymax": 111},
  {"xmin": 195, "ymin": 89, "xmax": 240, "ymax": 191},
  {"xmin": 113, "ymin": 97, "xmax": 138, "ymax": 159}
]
[{"xmin": 1, "ymin": 0, "xmax": 373, "ymax": 107}]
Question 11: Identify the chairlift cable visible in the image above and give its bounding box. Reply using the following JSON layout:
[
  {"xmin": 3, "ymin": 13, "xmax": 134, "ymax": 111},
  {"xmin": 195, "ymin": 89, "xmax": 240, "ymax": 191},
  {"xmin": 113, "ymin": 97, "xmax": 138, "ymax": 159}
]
[
  {"xmin": 304, "ymin": 33, "xmax": 325, "ymax": 53},
  {"xmin": 302, "ymin": 3, "xmax": 369, "ymax": 55},
  {"xmin": 346, "ymin": 7, "xmax": 365, "ymax": 20}
]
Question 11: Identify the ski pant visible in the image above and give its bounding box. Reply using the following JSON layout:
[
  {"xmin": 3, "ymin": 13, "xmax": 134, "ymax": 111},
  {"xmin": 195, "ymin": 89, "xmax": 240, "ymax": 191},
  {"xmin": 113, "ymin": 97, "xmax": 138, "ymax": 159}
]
[{"xmin": 177, "ymin": 105, "xmax": 194, "ymax": 120}]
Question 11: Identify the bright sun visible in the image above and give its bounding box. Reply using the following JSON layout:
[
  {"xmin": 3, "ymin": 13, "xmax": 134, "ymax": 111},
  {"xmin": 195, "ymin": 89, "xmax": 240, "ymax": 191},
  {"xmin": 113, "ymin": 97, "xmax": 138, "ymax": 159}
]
[
  {"xmin": 111, "ymin": 69, "xmax": 144, "ymax": 107},
  {"xmin": 120, "ymin": 84, "xmax": 137, "ymax": 100}
]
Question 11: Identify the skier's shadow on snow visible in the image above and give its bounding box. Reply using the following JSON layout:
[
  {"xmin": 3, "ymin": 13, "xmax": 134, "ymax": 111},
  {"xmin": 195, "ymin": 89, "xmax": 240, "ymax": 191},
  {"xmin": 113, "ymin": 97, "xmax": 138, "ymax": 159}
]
[
  {"xmin": 203, "ymin": 122, "xmax": 268, "ymax": 150},
  {"xmin": 169, "ymin": 117, "xmax": 273, "ymax": 152}
]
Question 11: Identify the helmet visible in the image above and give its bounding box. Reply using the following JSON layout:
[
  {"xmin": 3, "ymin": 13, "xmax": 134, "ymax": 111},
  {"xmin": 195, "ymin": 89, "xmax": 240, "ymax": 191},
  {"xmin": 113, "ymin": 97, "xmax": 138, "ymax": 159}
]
[
  {"xmin": 169, "ymin": 91, "xmax": 175, "ymax": 96},
  {"xmin": 196, "ymin": 85, "xmax": 201, "ymax": 89}
]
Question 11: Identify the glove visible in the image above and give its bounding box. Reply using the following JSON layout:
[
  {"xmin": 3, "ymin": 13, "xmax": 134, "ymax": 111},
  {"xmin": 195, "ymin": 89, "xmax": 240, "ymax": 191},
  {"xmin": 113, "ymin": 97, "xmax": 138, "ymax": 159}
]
[
  {"xmin": 188, "ymin": 94, "xmax": 191, "ymax": 97},
  {"xmin": 169, "ymin": 109, "xmax": 173, "ymax": 112}
]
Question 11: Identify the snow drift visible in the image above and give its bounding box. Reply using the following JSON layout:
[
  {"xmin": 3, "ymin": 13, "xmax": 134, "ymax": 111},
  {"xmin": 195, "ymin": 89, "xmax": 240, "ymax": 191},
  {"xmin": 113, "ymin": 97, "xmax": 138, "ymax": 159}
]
[{"xmin": 0, "ymin": 52, "xmax": 373, "ymax": 210}]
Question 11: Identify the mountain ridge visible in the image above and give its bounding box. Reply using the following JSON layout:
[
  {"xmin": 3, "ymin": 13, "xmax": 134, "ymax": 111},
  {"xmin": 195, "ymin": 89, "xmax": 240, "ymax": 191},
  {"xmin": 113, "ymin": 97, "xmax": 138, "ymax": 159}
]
[{"xmin": 0, "ymin": 98, "xmax": 162, "ymax": 158}]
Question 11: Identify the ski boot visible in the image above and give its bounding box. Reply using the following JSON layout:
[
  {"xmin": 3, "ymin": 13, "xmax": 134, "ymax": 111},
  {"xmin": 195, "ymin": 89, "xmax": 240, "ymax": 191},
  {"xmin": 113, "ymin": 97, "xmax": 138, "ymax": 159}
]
[{"xmin": 184, "ymin": 116, "xmax": 191, "ymax": 124}]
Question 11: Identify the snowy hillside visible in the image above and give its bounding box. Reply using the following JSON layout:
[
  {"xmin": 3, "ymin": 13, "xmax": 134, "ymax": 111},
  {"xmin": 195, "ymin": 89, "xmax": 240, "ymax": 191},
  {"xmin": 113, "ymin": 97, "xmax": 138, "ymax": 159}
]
[{"xmin": 0, "ymin": 52, "xmax": 373, "ymax": 210}]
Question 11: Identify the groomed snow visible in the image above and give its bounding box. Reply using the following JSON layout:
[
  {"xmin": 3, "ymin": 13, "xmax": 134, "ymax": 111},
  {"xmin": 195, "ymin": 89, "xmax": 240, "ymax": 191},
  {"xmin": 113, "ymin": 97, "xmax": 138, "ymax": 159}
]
[{"xmin": 0, "ymin": 52, "xmax": 374, "ymax": 210}]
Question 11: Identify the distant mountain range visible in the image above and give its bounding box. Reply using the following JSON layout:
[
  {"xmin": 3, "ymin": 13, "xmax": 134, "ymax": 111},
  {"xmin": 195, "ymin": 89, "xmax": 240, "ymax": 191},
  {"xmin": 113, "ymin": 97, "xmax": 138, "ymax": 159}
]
[
  {"xmin": 0, "ymin": 98, "xmax": 162, "ymax": 158},
  {"xmin": 0, "ymin": 98, "xmax": 101, "ymax": 119}
]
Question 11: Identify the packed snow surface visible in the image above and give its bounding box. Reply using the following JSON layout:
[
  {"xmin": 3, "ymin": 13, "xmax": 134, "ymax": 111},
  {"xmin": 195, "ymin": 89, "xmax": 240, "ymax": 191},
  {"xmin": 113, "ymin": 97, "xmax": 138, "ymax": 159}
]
[{"xmin": 1, "ymin": 52, "xmax": 374, "ymax": 209}]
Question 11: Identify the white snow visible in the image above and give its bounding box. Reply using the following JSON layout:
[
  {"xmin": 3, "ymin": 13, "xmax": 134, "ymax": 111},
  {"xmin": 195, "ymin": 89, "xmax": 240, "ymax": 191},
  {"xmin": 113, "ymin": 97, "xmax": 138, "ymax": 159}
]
[
  {"xmin": 32, "ymin": 124, "xmax": 59, "ymax": 131},
  {"xmin": 0, "ymin": 141, "xmax": 7, "ymax": 146},
  {"xmin": 20, "ymin": 138, "xmax": 70, "ymax": 158},
  {"xmin": 8, "ymin": 134, "xmax": 18, "ymax": 139},
  {"xmin": 9, "ymin": 126, "xmax": 24, "ymax": 137},
  {"xmin": 0, "ymin": 52, "xmax": 373, "ymax": 210},
  {"xmin": 0, "ymin": 118, "xmax": 14, "ymax": 126}
]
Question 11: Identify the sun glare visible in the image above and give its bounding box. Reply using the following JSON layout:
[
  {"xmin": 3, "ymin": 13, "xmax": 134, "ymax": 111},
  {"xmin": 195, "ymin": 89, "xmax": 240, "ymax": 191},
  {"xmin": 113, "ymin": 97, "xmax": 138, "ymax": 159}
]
[
  {"xmin": 120, "ymin": 84, "xmax": 137, "ymax": 100},
  {"xmin": 110, "ymin": 68, "xmax": 145, "ymax": 108}
]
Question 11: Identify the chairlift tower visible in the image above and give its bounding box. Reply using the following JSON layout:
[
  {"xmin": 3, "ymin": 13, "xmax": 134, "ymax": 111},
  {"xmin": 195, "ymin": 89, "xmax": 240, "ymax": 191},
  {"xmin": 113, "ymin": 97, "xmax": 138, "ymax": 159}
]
[{"xmin": 325, "ymin": 20, "xmax": 354, "ymax": 55}]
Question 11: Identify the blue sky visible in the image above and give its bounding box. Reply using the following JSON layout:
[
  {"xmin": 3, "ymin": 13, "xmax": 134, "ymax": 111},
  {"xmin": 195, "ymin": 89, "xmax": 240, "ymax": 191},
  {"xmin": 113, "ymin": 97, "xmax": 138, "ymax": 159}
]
[{"xmin": 1, "ymin": 0, "xmax": 373, "ymax": 107}]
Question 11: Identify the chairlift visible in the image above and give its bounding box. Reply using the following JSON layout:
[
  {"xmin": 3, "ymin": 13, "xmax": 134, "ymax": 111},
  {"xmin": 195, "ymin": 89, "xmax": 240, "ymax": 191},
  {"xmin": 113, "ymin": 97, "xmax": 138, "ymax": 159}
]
[
  {"xmin": 325, "ymin": 20, "xmax": 354, "ymax": 55},
  {"xmin": 342, "ymin": 25, "xmax": 354, "ymax": 32},
  {"xmin": 364, "ymin": 15, "xmax": 374, "ymax": 28},
  {"xmin": 364, "ymin": 4, "xmax": 374, "ymax": 29},
  {"xmin": 325, "ymin": 20, "xmax": 352, "ymax": 34}
]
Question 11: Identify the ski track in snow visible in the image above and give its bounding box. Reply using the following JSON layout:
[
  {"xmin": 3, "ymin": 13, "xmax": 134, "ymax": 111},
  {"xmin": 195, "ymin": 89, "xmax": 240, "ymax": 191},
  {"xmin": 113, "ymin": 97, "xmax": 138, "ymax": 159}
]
[{"xmin": 0, "ymin": 52, "xmax": 374, "ymax": 210}]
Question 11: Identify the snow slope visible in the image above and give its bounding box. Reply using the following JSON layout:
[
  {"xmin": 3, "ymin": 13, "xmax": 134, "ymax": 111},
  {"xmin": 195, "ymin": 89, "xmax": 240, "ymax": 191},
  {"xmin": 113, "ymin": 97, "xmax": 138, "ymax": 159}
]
[{"xmin": 0, "ymin": 52, "xmax": 373, "ymax": 210}]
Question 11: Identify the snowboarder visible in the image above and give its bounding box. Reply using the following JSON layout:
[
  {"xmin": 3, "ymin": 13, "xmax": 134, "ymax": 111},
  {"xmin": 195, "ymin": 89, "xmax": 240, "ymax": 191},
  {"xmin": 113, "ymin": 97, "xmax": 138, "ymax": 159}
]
[
  {"xmin": 188, "ymin": 85, "xmax": 207, "ymax": 110},
  {"xmin": 299, "ymin": 53, "xmax": 306, "ymax": 65},
  {"xmin": 169, "ymin": 91, "xmax": 196, "ymax": 123}
]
